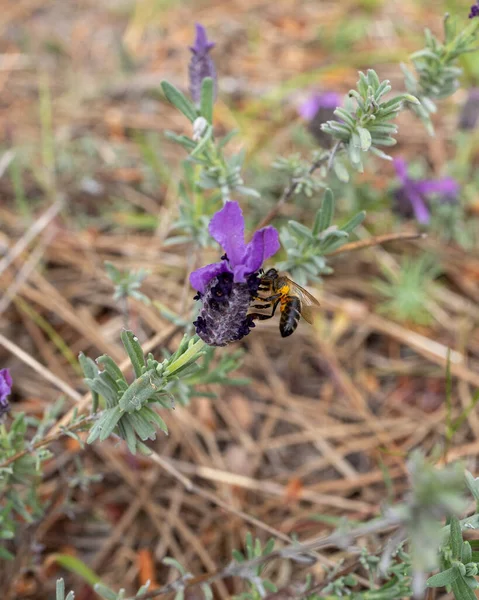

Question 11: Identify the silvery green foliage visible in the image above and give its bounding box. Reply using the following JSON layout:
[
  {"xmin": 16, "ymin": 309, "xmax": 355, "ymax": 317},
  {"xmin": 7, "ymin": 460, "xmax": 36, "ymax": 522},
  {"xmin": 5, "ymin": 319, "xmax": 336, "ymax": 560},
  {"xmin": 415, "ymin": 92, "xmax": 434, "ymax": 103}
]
[
  {"xmin": 165, "ymin": 346, "xmax": 248, "ymax": 406},
  {"xmin": 426, "ymin": 516, "xmax": 479, "ymax": 600},
  {"xmin": 104, "ymin": 262, "xmax": 151, "ymax": 306},
  {"xmin": 272, "ymin": 153, "xmax": 326, "ymax": 197},
  {"xmin": 402, "ymin": 16, "xmax": 479, "ymax": 135},
  {"xmin": 276, "ymin": 188, "xmax": 365, "ymax": 285},
  {"xmin": 81, "ymin": 331, "xmax": 207, "ymax": 454},
  {"xmin": 0, "ymin": 404, "xmax": 88, "ymax": 559},
  {"xmin": 55, "ymin": 579, "xmax": 75, "ymax": 600},
  {"xmin": 162, "ymin": 78, "xmax": 259, "ymax": 203},
  {"xmin": 231, "ymin": 533, "xmax": 277, "ymax": 599},
  {"xmin": 321, "ymin": 69, "xmax": 419, "ymax": 173},
  {"xmin": 165, "ymin": 160, "xmax": 216, "ymax": 248},
  {"xmin": 386, "ymin": 452, "xmax": 469, "ymax": 597},
  {"xmin": 94, "ymin": 580, "xmax": 152, "ymax": 600}
]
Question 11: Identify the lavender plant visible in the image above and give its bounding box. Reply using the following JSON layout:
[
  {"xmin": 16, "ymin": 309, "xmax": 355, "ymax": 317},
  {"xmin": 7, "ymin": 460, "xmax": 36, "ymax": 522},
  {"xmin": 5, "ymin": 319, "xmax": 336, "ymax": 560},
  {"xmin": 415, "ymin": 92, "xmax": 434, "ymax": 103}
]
[{"xmin": 2, "ymin": 8, "xmax": 479, "ymax": 600}]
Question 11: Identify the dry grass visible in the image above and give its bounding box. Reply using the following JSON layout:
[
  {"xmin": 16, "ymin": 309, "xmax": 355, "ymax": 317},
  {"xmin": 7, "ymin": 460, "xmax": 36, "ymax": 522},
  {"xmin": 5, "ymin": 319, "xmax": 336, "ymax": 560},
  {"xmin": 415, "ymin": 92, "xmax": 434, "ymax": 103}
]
[{"xmin": 1, "ymin": 0, "xmax": 479, "ymax": 598}]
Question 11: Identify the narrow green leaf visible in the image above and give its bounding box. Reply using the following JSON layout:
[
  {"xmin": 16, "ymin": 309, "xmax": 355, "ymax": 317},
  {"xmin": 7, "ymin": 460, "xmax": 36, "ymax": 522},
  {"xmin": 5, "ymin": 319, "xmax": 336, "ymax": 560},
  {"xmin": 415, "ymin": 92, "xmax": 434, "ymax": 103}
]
[
  {"xmin": 462, "ymin": 541, "xmax": 473, "ymax": 564},
  {"xmin": 127, "ymin": 411, "xmax": 157, "ymax": 441},
  {"xmin": 164, "ymin": 131, "xmax": 197, "ymax": 151},
  {"xmin": 56, "ymin": 579, "xmax": 65, "ymax": 600},
  {"xmin": 78, "ymin": 353, "xmax": 97, "ymax": 379},
  {"xmin": 51, "ymin": 553, "xmax": 101, "ymax": 587},
  {"xmin": 163, "ymin": 557, "xmax": 187, "ymax": 575},
  {"xmin": 117, "ymin": 419, "xmax": 137, "ymax": 454},
  {"xmin": 121, "ymin": 330, "xmax": 145, "ymax": 378},
  {"xmin": 450, "ymin": 516, "xmax": 463, "ymax": 559},
  {"xmin": 190, "ymin": 124, "xmax": 213, "ymax": 158},
  {"xmin": 200, "ymin": 77, "xmax": 214, "ymax": 124},
  {"xmin": 87, "ymin": 406, "xmax": 122, "ymax": 444},
  {"xmin": 451, "ymin": 574, "xmax": 478, "ymax": 600},
  {"xmin": 318, "ymin": 188, "xmax": 334, "ymax": 232},
  {"xmin": 93, "ymin": 583, "xmax": 118, "ymax": 600},
  {"xmin": 367, "ymin": 69, "xmax": 381, "ymax": 90},
  {"xmin": 141, "ymin": 406, "xmax": 169, "ymax": 434},
  {"xmin": 348, "ymin": 140, "xmax": 362, "ymax": 168},
  {"xmin": 340, "ymin": 211, "xmax": 366, "ymax": 234},
  {"xmin": 97, "ymin": 355, "xmax": 127, "ymax": 385},
  {"xmin": 161, "ymin": 81, "xmax": 197, "ymax": 122},
  {"xmin": 427, "ymin": 566, "xmax": 460, "ymax": 588},
  {"xmin": 333, "ymin": 159, "xmax": 350, "ymax": 183},
  {"xmin": 0, "ymin": 546, "xmax": 14, "ymax": 560},
  {"xmin": 357, "ymin": 127, "xmax": 372, "ymax": 151},
  {"xmin": 118, "ymin": 371, "xmax": 162, "ymax": 412},
  {"xmin": 84, "ymin": 377, "xmax": 118, "ymax": 407},
  {"xmin": 78, "ymin": 353, "xmax": 101, "ymax": 412},
  {"xmin": 288, "ymin": 220, "xmax": 313, "ymax": 239}
]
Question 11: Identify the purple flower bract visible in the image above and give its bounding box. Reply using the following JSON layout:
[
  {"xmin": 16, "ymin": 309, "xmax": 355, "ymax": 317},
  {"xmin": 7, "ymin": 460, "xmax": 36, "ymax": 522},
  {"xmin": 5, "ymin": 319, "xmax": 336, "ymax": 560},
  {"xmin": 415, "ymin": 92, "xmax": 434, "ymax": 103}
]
[
  {"xmin": 469, "ymin": 2, "xmax": 479, "ymax": 18},
  {"xmin": 0, "ymin": 368, "xmax": 12, "ymax": 418},
  {"xmin": 393, "ymin": 158, "xmax": 460, "ymax": 225},
  {"xmin": 190, "ymin": 201, "xmax": 280, "ymax": 346},
  {"xmin": 299, "ymin": 91, "xmax": 341, "ymax": 121},
  {"xmin": 189, "ymin": 23, "xmax": 217, "ymax": 105}
]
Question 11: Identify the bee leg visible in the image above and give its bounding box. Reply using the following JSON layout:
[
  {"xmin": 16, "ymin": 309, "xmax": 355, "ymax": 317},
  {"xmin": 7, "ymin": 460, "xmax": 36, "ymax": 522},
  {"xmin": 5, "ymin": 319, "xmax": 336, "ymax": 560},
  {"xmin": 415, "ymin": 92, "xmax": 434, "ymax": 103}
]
[
  {"xmin": 250, "ymin": 303, "xmax": 273, "ymax": 309},
  {"xmin": 259, "ymin": 292, "xmax": 282, "ymax": 302},
  {"xmin": 249, "ymin": 312, "xmax": 274, "ymax": 321}
]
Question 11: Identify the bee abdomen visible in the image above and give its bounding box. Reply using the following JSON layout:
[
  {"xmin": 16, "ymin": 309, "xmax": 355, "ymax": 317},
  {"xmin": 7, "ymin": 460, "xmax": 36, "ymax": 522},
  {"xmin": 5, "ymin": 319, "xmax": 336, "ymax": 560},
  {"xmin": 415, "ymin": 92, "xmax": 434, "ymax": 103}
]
[{"xmin": 279, "ymin": 296, "xmax": 301, "ymax": 338}]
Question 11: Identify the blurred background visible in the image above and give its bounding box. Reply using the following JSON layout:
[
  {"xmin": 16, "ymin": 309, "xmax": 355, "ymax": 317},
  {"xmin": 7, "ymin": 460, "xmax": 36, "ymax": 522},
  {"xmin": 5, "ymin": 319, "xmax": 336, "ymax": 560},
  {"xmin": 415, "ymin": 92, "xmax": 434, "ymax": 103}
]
[{"xmin": 1, "ymin": 0, "xmax": 479, "ymax": 598}]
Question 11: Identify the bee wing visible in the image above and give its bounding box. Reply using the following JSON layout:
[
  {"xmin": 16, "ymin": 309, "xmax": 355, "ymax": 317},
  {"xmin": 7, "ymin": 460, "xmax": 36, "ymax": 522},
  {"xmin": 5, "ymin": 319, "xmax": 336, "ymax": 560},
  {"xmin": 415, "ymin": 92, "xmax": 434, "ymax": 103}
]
[{"xmin": 288, "ymin": 281, "xmax": 320, "ymax": 325}]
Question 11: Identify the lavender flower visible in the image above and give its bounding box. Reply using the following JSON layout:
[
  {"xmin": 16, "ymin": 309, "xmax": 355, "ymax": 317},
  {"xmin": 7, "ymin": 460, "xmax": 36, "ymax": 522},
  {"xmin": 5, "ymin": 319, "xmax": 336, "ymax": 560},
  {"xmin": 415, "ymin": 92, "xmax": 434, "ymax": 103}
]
[
  {"xmin": 190, "ymin": 201, "xmax": 280, "ymax": 346},
  {"xmin": 469, "ymin": 2, "xmax": 479, "ymax": 18},
  {"xmin": 0, "ymin": 368, "xmax": 12, "ymax": 418},
  {"xmin": 189, "ymin": 23, "xmax": 217, "ymax": 105},
  {"xmin": 459, "ymin": 88, "xmax": 479, "ymax": 130},
  {"xmin": 393, "ymin": 158, "xmax": 459, "ymax": 225},
  {"xmin": 299, "ymin": 91, "xmax": 341, "ymax": 121},
  {"xmin": 299, "ymin": 91, "xmax": 341, "ymax": 148}
]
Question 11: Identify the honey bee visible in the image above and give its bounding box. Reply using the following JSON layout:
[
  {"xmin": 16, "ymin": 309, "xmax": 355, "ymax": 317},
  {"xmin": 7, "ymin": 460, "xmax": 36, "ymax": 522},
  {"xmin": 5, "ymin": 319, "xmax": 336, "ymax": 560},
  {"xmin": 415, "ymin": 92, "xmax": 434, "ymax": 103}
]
[{"xmin": 249, "ymin": 268, "xmax": 320, "ymax": 337}]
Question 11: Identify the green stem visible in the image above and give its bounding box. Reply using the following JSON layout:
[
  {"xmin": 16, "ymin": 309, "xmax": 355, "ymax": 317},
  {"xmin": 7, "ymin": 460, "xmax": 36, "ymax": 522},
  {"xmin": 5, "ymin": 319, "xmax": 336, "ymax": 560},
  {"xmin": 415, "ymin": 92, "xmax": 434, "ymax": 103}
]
[{"xmin": 164, "ymin": 338, "xmax": 206, "ymax": 376}]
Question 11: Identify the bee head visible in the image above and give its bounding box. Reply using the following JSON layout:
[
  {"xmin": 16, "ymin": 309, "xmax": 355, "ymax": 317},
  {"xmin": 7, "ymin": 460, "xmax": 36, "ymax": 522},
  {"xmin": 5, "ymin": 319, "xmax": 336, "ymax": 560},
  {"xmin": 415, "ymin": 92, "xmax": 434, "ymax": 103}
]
[{"xmin": 264, "ymin": 268, "xmax": 278, "ymax": 279}]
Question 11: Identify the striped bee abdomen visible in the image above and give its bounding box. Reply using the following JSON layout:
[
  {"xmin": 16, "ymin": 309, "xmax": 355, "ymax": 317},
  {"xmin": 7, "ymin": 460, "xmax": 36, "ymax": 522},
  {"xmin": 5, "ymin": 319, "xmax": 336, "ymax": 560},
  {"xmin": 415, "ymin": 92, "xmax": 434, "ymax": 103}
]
[{"xmin": 279, "ymin": 296, "xmax": 302, "ymax": 338}]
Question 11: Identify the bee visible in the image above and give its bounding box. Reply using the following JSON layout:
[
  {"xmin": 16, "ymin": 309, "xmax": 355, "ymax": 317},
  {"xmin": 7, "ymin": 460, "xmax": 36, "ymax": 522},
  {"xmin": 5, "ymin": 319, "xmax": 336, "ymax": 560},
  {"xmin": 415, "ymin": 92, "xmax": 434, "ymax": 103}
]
[{"xmin": 249, "ymin": 268, "xmax": 320, "ymax": 337}]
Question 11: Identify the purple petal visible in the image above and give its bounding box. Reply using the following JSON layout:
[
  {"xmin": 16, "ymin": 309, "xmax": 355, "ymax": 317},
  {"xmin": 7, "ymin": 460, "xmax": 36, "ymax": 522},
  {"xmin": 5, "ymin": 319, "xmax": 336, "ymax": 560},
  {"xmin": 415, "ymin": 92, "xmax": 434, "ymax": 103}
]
[
  {"xmin": 208, "ymin": 201, "xmax": 246, "ymax": 267},
  {"xmin": 190, "ymin": 23, "xmax": 215, "ymax": 55},
  {"xmin": 393, "ymin": 158, "xmax": 409, "ymax": 184},
  {"xmin": 414, "ymin": 177, "xmax": 460, "ymax": 198},
  {"xmin": 408, "ymin": 190, "xmax": 431, "ymax": 224},
  {"xmin": 317, "ymin": 91, "xmax": 341, "ymax": 109},
  {"xmin": 189, "ymin": 261, "xmax": 229, "ymax": 294},
  {"xmin": 299, "ymin": 92, "xmax": 341, "ymax": 120},
  {"xmin": 0, "ymin": 368, "xmax": 12, "ymax": 408},
  {"xmin": 233, "ymin": 226, "xmax": 280, "ymax": 282},
  {"xmin": 299, "ymin": 95, "xmax": 322, "ymax": 120}
]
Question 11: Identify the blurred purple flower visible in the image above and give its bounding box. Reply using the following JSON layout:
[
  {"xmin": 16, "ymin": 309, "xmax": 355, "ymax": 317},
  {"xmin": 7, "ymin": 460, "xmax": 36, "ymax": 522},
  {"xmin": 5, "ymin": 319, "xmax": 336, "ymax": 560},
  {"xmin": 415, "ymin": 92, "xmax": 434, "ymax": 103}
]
[
  {"xmin": 459, "ymin": 88, "xmax": 479, "ymax": 130},
  {"xmin": 299, "ymin": 91, "xmax": 342, "ymax": 148},
  {"xmin": 298, "ymin": 91, "xmax": 342, "ymax": 121},
  {"xmin": 469, "ymin": 2, "xmax": 479, "ymax": 18},
  {"xmin": 191, "ymin": 201, "xmax": 280, "ymax": 346},
  {"xmin": 0, "ymin": 368, "xmax": 12, "ymax": 418},
  {"xmin": 393, "ymin": 158, "xmax": 460, "ymax": 224},
  {"xmin": 189, "ymin": 23, "xmax": 217, "ymax": 105}
]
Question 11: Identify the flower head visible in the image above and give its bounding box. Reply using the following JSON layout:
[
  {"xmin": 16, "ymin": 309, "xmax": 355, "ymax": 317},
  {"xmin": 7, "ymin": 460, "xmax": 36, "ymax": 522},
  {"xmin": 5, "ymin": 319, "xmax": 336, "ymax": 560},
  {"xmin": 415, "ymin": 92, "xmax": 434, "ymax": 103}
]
[
  {"xmin": 0, "ymin": 368, "xmax": 12, "ymax": 419},
  {"xmin": 393, "ymin": 158, "xmax": 459, "ymax": 224},
  {"xmin": 299, "ymin": 91, "xmax": 342, "ymax": 148},
  {"xmin": 469, "ymin": 2, "xmax": 479, "ymax": 18},
  {"xmin": 189, "ymin": 23, "xmax": 217, "ymax": 105},
  {"xmin": 459, "ymin": 88, "xmax": 479, "ymax": 130},
  {"xmin": 190, "ymin": 201, "xmax": 280, "ymax": 346},
  {"xmin": 299, "ymin": 91, "xmax": 341, "ymax": 121}
]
